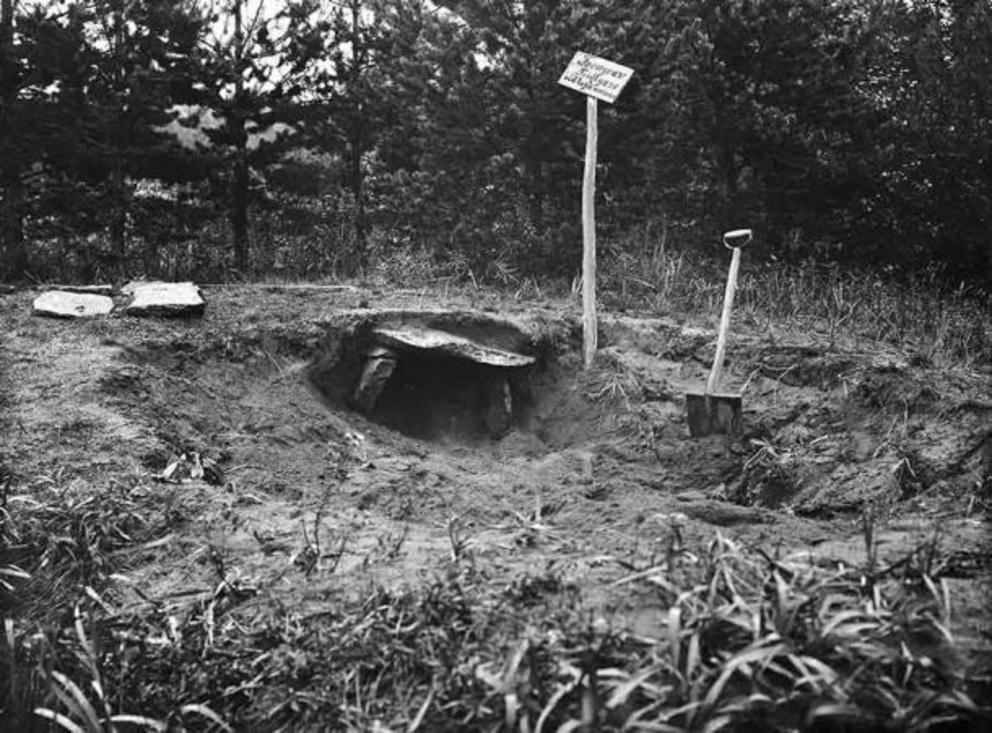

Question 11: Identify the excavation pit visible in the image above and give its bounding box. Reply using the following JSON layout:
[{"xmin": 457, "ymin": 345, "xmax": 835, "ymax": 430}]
[{"xmin": 307, "ymin": 312, "xmax": 540, "ymax": 442}]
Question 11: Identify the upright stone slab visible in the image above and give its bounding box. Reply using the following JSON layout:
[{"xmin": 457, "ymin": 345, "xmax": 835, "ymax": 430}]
[
  {"xmin": 124, "ymin": 281, "xmax": 205, "ymax": 317},
  {"xmin": 483, "ymin": 373, "xmax": 513, "ymax": 438},
  {"xmin": 33, "ymin": 290, "xmax": 114, "ymax": 319},
  {"xmin": 353, "ymin": 346, "xmax": 399, "ymax": 413}
]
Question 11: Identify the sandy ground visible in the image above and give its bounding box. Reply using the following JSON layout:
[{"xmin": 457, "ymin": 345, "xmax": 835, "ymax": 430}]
[{"xmin": 2, "ymin": 283, "xmax": 989, "ymax": 688}]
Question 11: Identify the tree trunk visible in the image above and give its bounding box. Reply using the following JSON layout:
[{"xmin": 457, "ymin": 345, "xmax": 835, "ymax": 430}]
[
  {"xmin": 526, "ymin": 149, "xmax": 544, "ymax": 233},
  {"xmin": 109, "ymin": 0, "xmax": 127, "ymax": 267},
  {"xmin": 350, "ymin": 131, "xmax": 364, "ymax": 264},
  {"xmin": 144, "ymin": 233, "xmax": 160, "ymax": 277},
  {"xmin": 230, "ymin": 0, "xmax": 249, "ymax": 272},
  {"xmin": 232, "ymin": 138, "xmax": 249, "ymax": 271},
  {"xmin": 718, "ymin": 140, "xmax": 739, "ymax": 227},
  {"xmin": 110, "ymin": 160, "xmax": 127, "ymax": 264},
  {"xmin": 349, "ymin": 0, "xmax": 365, "ymax": 267},
  {"xmin": 0, "ymin": 175, "xmax": 26, "ymax": 282},
  {"xmin": 0, "ymin": 0, "xmax": 27, "ymax": 281},
  {"xmin": 524, "ymin": 74, "xmax": 545, "ymax": 234}
]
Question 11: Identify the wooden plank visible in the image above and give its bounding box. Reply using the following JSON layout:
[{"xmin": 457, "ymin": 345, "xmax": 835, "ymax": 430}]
[
  {"xmin": 582, "ymin": 96, "xmax": 598, "ymax": 368},
  {"xmin": 558, "ymin": 52, "xmax": 634, "ymax": 104}
]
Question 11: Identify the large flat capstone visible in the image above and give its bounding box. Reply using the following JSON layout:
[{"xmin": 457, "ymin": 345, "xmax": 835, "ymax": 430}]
[
  {"xmin": 33, "ymin": 290, "xmax": 114, "ymax": 319},
  {"xmin": 373, "ymin": 326, "xmax": 535, "ymax": 367},
  {"xmin": 124, "ymin": 281, "xmax": 205, "ymax": 317}
]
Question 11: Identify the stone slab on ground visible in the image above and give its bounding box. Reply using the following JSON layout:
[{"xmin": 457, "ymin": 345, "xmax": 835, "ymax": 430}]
[
  {"xmin": 49, "ymin": 284, "xmax": 115, "ymax": 296},
  {"xmin": 124, "ymin": 281, "xmax": 205, "ymax": 317},
  {"xmin": 374, "ymin": 326, "xmax": 535, "ymax": 367},
  {"xmin": 33, "ymin": 290, "xmax": 115, "ymax": 319}
]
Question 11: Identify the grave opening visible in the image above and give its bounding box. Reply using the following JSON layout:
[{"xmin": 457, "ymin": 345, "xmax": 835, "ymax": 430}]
[
  {"xmin": 306, "ymin": 314, "xmax": 539, "ymax": 442},
  {"xmin": 364, "ymin": 350, "xmax": 526, "ymax": 441}
]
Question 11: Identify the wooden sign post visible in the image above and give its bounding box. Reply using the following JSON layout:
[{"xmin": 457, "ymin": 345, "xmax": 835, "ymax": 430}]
[{"xmin": 558, "ymin": 52, "xmax": 634, "ymax": 368}]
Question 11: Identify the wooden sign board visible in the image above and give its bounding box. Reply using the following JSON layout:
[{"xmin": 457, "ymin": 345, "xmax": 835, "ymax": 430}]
[
  {"xmin": 558, "ymin": 51, "xmax": 633, "ymax": 368},
  {"xmin": 558, "ymin": 51, "xmax": 634, "ymax": 104}
]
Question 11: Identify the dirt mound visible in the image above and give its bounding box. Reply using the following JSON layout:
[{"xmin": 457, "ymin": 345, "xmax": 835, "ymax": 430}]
[{"xmin": 724, "ymin": 354, "xmax": 990, "ymax": 515}]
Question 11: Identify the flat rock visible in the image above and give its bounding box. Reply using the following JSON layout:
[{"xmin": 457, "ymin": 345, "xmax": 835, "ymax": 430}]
[
  {"xmin": 374, "ymin": 326, "xmax": 535, "ymax": 367},
  {"xmin": 49, "ymin": 284, "xmax": 115, "ymax": 296},
  {"xmin": 33, "ymin": 290, "xmax": 114, "ymax": 319},
  {"xmin": 124, "ymin": 281, "xmax": 205, "ymax": 317}
]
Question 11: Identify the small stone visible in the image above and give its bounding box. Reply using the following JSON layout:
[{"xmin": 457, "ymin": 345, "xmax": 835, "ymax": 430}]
[
  {"xmin": 33, "ymin": 290, "xmax": 114, "ymax": 319},
  {"xmin": 497, "ymin": 430, "xmax": 546, "ymax": 457},
  {"xmin": 591, "ymin": 617, "xmax": 610, "ymax": 636},
  {"xmin": 678, "ymin": 500, "xmax": 771, "ymax": 526},
  {"xmin": 124, "ymin": 282, "xmax": 205, "ymax": 317}
]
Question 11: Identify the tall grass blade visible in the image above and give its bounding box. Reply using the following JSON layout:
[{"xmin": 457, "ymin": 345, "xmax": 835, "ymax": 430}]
[
  {"xmin": 34, "ymin": 707, "xmax": 87, "ymax": 733},
  {"xmin": 109, "ymin": 714, "xmax": 168, "ymax": 731},
  {"xmin": 47, "ymin": 670, "xmax": 103, "ymax": 733},
  {"xmin": 181, "ymin": 703, "xmax": 234, "ymax": 732}
]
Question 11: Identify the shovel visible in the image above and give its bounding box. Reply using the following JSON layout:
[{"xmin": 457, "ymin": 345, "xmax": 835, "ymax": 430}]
[{"xmin": 686, "ymin": 228, "xmax": 752, "ymax": 437}]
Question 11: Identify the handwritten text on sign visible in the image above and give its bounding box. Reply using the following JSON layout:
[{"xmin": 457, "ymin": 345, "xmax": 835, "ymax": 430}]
[{"xmin": 558, "ymin": 52, "xmax": 634, "ymax": 104}]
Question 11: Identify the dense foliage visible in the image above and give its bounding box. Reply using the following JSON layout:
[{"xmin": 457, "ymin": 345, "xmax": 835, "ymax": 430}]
[{"xmin": 1, "ymin": 0, "xmax": 990, "ymax": 285}]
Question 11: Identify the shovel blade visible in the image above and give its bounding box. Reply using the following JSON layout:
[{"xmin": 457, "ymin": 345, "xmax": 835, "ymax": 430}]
[{"xmin": 686, "ymin": 392, "xmax": 742, "ymax": 437}]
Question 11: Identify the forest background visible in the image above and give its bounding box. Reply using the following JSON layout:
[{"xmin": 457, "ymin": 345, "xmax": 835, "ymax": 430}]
[{"xmin": 1, "ymin": 0, "xmax": 990, "ymax": 291}]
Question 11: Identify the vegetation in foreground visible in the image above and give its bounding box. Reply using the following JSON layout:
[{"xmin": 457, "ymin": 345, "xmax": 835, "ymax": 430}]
[{"xmin": 1, "ymin": 461, "xmax": 989, "ymax": 732}]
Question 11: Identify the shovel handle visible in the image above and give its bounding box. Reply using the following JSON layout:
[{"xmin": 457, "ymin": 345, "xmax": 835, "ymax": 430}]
[
  {"xmin": 706, "ymin": 244, "xmax": 743, "ymax": 394},
  {"xmin": 723, "ymin": 229, "xmax": 753, "ymax": 249}
]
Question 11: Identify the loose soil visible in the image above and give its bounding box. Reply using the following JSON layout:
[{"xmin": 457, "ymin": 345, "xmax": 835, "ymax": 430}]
[{"xmin": 2, "ymin": 284, "xmax": 990, "ymax": 695}]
